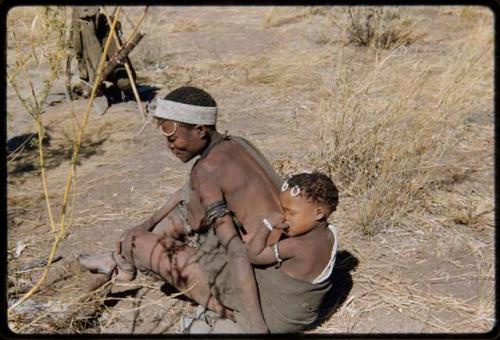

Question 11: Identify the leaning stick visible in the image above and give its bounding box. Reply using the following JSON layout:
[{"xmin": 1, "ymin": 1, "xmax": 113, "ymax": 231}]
[
  {"xmin": 121, "ymin": 7, "xmax": 148, "ymax": 51},
  {"xmin": 65, "ymin": 53, "xmax": 74, "ymax": 101},
  {"xmin": 100, "ymin": 6, "xmax": 148, "ymax": 81},
  {"xmin": 99, "ymin": 32, "xmax": 144, "ymax": 87},
  {"xmin": 101, "ymin": 7, "xmax": 148, "ymax": 121},
  {"xmin": 7, "ymin": 8, "xmax": 122, "ymax": 315}
]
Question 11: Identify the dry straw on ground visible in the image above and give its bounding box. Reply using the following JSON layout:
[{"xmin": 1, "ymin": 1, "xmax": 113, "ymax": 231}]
[{"xmin": 305, "ymin": 7, "xmax": 492, "ymax": 235}]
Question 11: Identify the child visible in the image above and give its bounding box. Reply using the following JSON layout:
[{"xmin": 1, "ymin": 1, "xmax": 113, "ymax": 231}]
[{"xmin": 246, "ymin": 171, "xmax": 339, "ymax": 332}]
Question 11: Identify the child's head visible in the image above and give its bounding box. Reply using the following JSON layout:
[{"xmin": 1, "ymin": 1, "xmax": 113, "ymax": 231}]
[{"xmin": 279, "ymin": 171, "xmax": 339, "ymax": 236}]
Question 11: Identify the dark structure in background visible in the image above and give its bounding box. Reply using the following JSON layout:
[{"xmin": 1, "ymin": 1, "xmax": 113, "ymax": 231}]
[{"xmin": 70, "ymin": 7, "xmax": 136, "ymax": 104}]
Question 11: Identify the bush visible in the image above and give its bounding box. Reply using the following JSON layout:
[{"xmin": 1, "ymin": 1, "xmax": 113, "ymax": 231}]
[{"xmin": 345, "ymin": 7, "xmax": 419, "ymax": 49}]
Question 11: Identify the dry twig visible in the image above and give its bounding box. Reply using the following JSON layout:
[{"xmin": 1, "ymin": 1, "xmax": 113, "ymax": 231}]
[{"xmin": 8, "ymin": 8, "xmax": 122, "ymax": 315}]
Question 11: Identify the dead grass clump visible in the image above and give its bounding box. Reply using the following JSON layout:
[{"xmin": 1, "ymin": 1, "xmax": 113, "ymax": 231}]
[
  {"xmin": 344, "ymin": 7, "xmax": 420, "ymax": 49},
  {"xmin": 168, "ymin": 18, "xmax": 200, "ymax": 33},
  {"xmin": 306, "ymin": 18, "xmax": 492, "ymax": 234},
  {"xmin": 263, "ymin": 6, "xmax": 326, "ymax": 28},
  {"xmin": 439, "ymin": 6, "xmax": 492, "ymax": 25},
  {"xmin": 459, "ymin": 6, "xmax": 492, "ymax": 23},
  {"xmin": 426, "ymin": 191, "xmax": 493, "ymax": 229}
]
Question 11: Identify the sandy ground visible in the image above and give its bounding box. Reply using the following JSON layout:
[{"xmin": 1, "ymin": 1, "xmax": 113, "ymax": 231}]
[{"xmin": 6, "ymin": 6, "xmax": 495, "ymax": 334}]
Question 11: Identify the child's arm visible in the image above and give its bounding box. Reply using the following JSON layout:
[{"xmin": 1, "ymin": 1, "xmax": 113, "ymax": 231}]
[
  {"xmin": 247, "ymin": 213, "xmax": 295, "ymax": 265},
  {"xmin": 247, "ymin": 233, "xmax": 299, "ymax": 266}
]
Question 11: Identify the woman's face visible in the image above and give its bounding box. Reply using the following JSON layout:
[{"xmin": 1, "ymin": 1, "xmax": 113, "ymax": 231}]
[{"xmin": 161, "ymin": 120, "xmax": 206, "ymax": 163}]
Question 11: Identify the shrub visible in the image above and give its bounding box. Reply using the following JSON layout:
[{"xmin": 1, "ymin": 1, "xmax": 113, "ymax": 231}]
[{"xmin": 345, "ymin": 7, "xmax": 419, "ymax": 49}]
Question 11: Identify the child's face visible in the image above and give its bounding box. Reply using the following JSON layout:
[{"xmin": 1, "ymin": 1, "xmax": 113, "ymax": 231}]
[{"xmin": 279, "ymin": 190, "xmax": 322, "ymax": 237}]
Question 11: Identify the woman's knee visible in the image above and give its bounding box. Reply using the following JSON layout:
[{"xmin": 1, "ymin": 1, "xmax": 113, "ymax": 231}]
[
  {"xmin": 120, "ymin": 228, "xmax": 148, "ymax": 259},
  {"xmin": 152, "ymin": 209, "xmax": 187, "ymax": 239}
]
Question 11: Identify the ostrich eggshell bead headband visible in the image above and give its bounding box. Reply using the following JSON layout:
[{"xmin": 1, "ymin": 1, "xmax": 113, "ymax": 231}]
[
  {"xmin": 150, "ymin": 98, "xmax": 218, "ymax": 125},
  {"xmin": 281, "ymin": 180, "xmax": 301, "ymax": 197}
]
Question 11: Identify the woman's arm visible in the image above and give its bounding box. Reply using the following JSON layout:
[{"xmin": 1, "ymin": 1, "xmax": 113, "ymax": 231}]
[
  {"xmin": 134, "ymin": 187, "xmax": 184, "ymax": 232},
  {"xmin": 196, "ymin": 164, "xmax": 268, "ymax": 333}
]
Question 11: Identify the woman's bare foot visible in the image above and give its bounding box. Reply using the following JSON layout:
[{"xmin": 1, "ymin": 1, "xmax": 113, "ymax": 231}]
[
  {"xmin": 78, "ymin": 252, "xmax": 136, "ymax": 281},
  {"xmin": 78, "ymin": 252, "xmax": 116, "ymax": 275}
]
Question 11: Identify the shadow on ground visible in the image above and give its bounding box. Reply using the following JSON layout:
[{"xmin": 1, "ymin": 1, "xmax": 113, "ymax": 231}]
[
  {"xmin": 136, "ymin": 85, "xmax": 160, "ymax": 102},
  {"xmin": 310, "ymin": 250, "xmax": 359, "ymax": 329},
  {"xmin": 7, "ymin": 131, "xmax": 107, "ymax": 178}
]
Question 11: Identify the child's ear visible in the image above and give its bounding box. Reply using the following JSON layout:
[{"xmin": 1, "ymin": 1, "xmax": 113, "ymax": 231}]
[{"xmin": 314, "ymin": 207, "xmax": 325, "ymax": 221}]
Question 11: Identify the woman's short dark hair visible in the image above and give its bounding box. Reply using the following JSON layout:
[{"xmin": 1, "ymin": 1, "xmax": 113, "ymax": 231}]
[
  {"xmin": 156, "ymin": 86, "xmax": 217, "ymax": 129},
  {"xmin": 164, "ymin": 86, "xmax": 217, "ymax": 107}
]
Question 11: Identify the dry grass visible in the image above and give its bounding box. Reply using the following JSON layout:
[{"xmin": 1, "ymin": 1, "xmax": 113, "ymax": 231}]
[
  {"xmin": 7, "ymin": 6, "xmax": 148, "ymax": 333},
  {"xmin": 321, "ymin": 257, "xmax": 493, "ymax": 332},
  {"xmin": 297, "ymin": 7, "xmax": 494, "ymax": 332},
  {"xmin": 168, "ymin": 18, "xmax": 200, "ymax": 33},
  {"xmin": 302, "ymin": 10, "xmax": 493, "ymax": 235},
  {"xmin": 262, "ymin": 6, "xmax": 327, "ymax": 28},
  {"xmin": 427, "ymin": 191, "xmax": 493, "ymax": 229},
  {"xmin": 343, "ymin": 7, "xmax": 422, "ymax": 49}
]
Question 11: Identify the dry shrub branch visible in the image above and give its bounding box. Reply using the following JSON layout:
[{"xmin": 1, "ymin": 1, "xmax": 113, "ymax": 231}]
[
  {"xmin": 100, "ymin": 6, "xmax": 149, "ymax": 122},
  {"xmin": 7, "ymin": 7, "xmax": 122, "ymax": 317},
  {"xmin": 7, "ymin": 7, "xmax": 71, "ymax": 233},
  {"xmin": 345, "ymin": 7, "xmax": 421, "ymax": 49}
]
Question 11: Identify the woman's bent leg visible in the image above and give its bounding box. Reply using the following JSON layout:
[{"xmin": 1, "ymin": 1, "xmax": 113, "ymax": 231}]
[{"xmin": 120, "ymin": 229, "xmax": 232, "ymax": 318}]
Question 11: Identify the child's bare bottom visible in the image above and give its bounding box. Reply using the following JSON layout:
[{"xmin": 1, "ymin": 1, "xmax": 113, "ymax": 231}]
[{"xmin": 79, "ymin": 208, "xmax": 233, "ymax": 319}]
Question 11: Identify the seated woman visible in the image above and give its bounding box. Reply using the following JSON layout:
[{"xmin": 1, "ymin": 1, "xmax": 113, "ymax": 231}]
[{"xmin": 247, "ymin": 171, "xmax": 339, "ymax": 333}]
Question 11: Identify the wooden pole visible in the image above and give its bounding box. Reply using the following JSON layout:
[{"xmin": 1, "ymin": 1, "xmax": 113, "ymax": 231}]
[{"xmin": 101, "ymin": 7, "xmax": 147, "ymax": 120}]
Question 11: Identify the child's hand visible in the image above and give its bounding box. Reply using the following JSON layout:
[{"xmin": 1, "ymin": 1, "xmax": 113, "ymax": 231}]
[
  {"xmin": 266, "ymin": 228, "xmax": 283, "ymax": 246},
  {"xmin": 266, "ymin": 211, "xmax": 284, "ymax": 228},
  {"xmin": 264, "ymin": 212, "xmax": 286, "ymax": 246}
]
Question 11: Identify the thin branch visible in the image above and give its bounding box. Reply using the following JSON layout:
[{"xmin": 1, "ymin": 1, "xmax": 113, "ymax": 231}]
[
  {"xmin": 8, "ymin": 8, "xmax": 122, "ymax": 315},
  {"xmin": 101, "ymin": 6, "xmax": 148, "ymax": 121},
  {"xmin": 8, "ymin": 24, "xmax": 57, "ymax": 234}
]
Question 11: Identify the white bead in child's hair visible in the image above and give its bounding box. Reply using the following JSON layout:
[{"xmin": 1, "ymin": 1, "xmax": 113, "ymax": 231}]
[{"xmin": 291, "ymin": 186, "xmax": 300, "ymax": 197}]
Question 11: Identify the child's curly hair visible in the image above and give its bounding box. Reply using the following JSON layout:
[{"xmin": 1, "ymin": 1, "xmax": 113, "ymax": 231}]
[{"xmin": 287, "ymin": 172, "xmax": 339, "ymax": 212}]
